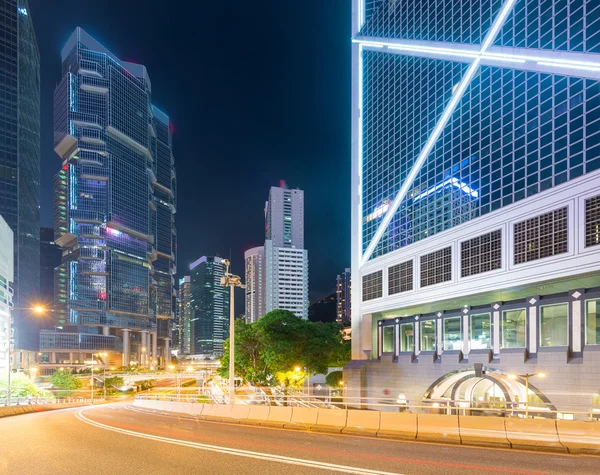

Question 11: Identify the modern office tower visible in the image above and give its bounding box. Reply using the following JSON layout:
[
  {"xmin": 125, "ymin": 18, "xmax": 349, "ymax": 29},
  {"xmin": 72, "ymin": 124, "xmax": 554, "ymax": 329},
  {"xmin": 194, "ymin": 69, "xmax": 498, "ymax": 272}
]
[
  {"xmin": 0, "ymin": 1, "xmax": 40, "ymax": 354},
  {"xmin": 0, "ymin": 216, "xmax": 14, "ymax": 374},
  {"xmin": 336, "ymin": 268, "xmax": 351, "ymax": 325},
  {"xmin": 264, "ymin": 184, "xmax": 309, "ymax": 319},
  {"xmin": 244, "ymin": 246, "xmax": 265, "ymax": 323},
  {"xmin": 177, "ymin": 276, "xmax": 191, "ymax": 354},
  {"xmin": 349, "ymin": 0, "xmax": 600, "ymax": 415},
  {"xmin": 189, "ymin": 257, "xmax": 229, "ymax": 357},
  {"xmin": 40, "ymin": 228, "xmax": 61, "ymax": 313},
  {"xmin": 45, "ymin": 28, "xmax": 176, "ymax": 368}
]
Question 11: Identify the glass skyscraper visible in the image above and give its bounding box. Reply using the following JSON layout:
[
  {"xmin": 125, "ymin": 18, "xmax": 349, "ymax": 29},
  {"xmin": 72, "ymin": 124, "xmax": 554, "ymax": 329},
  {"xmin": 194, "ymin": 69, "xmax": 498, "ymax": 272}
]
[
  {"xmin": 0, "ymin": 1, "xmax": 40, "ymax": 353},
  {"xmin": 45, "ymin": 28, "xmax": 176, "ymax": 367},
  {"xmin": 349, "ymin": 1, "xmax": 600, "ymax": 415},
  {"xmin": 189, "ymin": 257, "xmax": 229, "ymax": 358}
]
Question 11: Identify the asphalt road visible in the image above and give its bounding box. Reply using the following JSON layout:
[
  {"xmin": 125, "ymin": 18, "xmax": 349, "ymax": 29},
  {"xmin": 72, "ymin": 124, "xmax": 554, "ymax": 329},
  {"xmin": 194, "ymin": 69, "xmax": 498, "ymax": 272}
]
[{"xmin": 0, "ymin": 404, "xmax": 598, "ymax": 475}]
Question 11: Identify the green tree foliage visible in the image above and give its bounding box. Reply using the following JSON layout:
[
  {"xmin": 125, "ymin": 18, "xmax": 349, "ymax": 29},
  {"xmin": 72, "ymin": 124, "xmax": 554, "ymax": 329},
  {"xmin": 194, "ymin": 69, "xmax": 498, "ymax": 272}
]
[
  {"xmin": 51, "ymin": 369, "xmax": 83, "ymax": 390},
  {"xmin": 0, "ymin": 373, "xmax": 54, "ymax": 399},
  {"xmin": 104, "ymin": 376, "xmax": 124, "ymax": 389},
  {"xmin": 219, "ymin": 309, "xmax": 351, "ymax": 386},
  {"xmin": 325, "ymin": 370, "xmax": 344, "ymax": 389}
]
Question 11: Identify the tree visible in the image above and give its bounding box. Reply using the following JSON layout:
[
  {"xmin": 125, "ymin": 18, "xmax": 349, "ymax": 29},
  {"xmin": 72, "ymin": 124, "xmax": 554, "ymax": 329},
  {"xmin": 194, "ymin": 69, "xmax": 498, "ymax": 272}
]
[
  {"xmin": 219, "ymin": 309, "xmax": 351, "ymax": 387},
  {"xmin": 325, "ymin": 370, "xmax": 344, "ymax": 389},
  {"xmin": 104, "ymin": 376, "xmax": 124, "ymax": 389},
  {"xmin": 0, "ymin": 373, "xmax": 54, "ymax": 399},
  {"xmin": 51, "ymin": 369, "xmax": 83, "ymax": 391}
]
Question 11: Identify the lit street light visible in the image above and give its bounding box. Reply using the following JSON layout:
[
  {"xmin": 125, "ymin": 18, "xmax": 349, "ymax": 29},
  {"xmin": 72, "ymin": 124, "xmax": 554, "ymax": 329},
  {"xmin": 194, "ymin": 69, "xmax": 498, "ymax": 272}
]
[
  {"xmin": 508, "ymin": 372, "xmax": 546, "ymax": 418},
  {"xmin": 220, "ymin": 259, "xmax": 245, "ymax": 404}
]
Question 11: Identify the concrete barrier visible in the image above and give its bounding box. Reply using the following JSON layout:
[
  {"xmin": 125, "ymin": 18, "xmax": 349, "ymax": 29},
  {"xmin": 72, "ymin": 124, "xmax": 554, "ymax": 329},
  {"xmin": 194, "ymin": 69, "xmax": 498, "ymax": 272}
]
[
  {"xmin": 556, "ymin": 420, "xmax": 600, "ymax": 455},
  {"xmin": 505, "ymin": 419, "xmax": 566, "ymax": 452},
  {"xmin": 311, "ymin": 409, "xmax": 348, "ymax": 434},
  {"xmin": 242, "ymin": 405, "xmax": 270, "ymax": 425},
  {"xmin": 206, "ymin": 404, "xmax": 235, "ymax": 422},
  {"xmin": 459, "ymin": 416, "xmax": 510, "ymax": 448},
  {"xmin": 377, "ymin": 412, "xmax": 417, "ymax": 440},
  {"xmin": 417, "ymin": 414, "xmax": 461, "ymax": 444},
  {"xmin": 262, "ymin": 406, "xmax": 293, "ymax": 427},
  {"xmin": 231, "ymin": 404, "xmax": 251, "ymax": 421},
  {"xmin": 285, "ymin": 407, "xmax": 319, "ymax": 430},
  {"xmin": 342, "ymin": 409, "xmax": 380, "ymax": 436},
  {"xmin": 199, "ymin": 403, "xmax": 217, "ymax": 420}
]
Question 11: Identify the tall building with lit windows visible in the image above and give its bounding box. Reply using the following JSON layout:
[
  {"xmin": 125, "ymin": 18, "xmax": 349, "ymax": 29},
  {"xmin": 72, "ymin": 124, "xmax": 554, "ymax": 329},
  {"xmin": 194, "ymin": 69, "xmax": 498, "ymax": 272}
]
[
  {"xmin": 0, "ymin": 1, "xmax": 40, "ymax": 356},
  {"xmin": 244, "ymin": 246, "xmax": 265, "ymax": 323},
  {"xmin": 336, "ymin": 268, "xmax": 351, "ymax": 325},
  {"xmin": 45, "ymin": 28, "xmax": 176, "ymax": 368},
  {"xmin": 348, "ymin": 0, "xmax": 600, "ymax": 415},
  {"xmin": 264, "ymin": 184, "xmax": 309, "ymax": 319}
]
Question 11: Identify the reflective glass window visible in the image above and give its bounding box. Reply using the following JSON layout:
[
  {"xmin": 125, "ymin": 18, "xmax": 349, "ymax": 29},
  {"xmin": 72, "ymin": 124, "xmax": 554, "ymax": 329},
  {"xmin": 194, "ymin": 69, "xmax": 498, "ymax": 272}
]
[
  {"xmin": 382, "ymin": 325, "xmax": 394, "ymax": 353},
  {"xmin": 400, "ymin": 322, "xmax": 414, "ymax": 352},
  {"xmin": 443, "ymin": 317, "xmax": 461, "ymax": 351},
  {"xmin": 586, "ymin": 299, "xmax": 600, "ymax": 345},
  {"xmin": 470, "ymin": 313, "xmax": 491, "ymax": 349},
  {"xmin": 420, "ymin": 320, "xmax": 436, "ymax": 351},
  {"xmin": 540, "ymin": 304, "xmax": 568, "ymax": 347},
  {"xmin": 502, "ymin": 309, "xmax": 526, "ymax": 348}
]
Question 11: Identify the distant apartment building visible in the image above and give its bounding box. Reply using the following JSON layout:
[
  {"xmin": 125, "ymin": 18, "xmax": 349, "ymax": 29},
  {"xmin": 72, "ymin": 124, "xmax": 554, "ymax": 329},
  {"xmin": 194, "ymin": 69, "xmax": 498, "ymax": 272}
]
[
  {"xmin": 244, "ymin": 246, "xmax": 265, "ymax": 323},
  {"xmin": 0, "ymin": 216, "xmax": 14, "ymax": 374},
  {"xmin": 0, "ymin": 1, "xmax": 41, "ymax": 354},
  {"xmin": 264, "ymin": 184, "xmax": 309, "ymax": 319},
  {"xmin": 190, "ymin": 257, "xmax": 229, "ymax": 357},
  {"xmin": 336, "ymin": 268, "xmax": 351, "ymax": 325},
  {"xmin": 176, "ymin": 276, "xmax": 191, "ymax": 354}
]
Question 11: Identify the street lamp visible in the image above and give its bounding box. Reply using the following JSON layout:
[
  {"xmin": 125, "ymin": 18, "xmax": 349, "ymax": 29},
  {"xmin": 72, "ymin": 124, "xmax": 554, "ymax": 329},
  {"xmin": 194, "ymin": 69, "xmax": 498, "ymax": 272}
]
[
  {"xmin": 508, "ymin": 372, "xmax": 546, "ymax": 418},
  {"xmin": 220, "ymin": 259, "xmax": 245, "ymax": 404},
  {"xmin": 4, "ymin": 305, "xmax": 47, "ymax": 405}
]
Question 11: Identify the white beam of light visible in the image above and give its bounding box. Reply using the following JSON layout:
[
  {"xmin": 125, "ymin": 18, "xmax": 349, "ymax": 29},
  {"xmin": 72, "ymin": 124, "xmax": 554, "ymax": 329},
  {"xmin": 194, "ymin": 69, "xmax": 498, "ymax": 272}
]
[{"xmin": 360, "ymin": 0, "xmax": 518, "ymax": 266}]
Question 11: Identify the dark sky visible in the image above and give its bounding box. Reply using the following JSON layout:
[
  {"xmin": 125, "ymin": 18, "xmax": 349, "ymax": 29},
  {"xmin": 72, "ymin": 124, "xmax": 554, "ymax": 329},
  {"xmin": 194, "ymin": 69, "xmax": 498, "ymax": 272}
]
[{"xmin": 29, "ymin": 0, "xmax": 351, "ymax": 305}]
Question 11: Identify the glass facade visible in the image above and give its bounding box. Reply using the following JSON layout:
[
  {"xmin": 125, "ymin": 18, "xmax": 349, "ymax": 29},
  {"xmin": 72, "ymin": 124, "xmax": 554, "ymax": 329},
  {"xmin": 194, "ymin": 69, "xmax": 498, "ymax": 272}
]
[
  {"xmin": 443, "ymin": 317, "xmax": 461, "ymax": 350},
  {"xmin": 50, "ymin": 28, "xmax": 176, "ymax": 358},
  {"xmin": 420, "ymin": 319, "xmax": 436, "ymax": 351},
  {"xmin": 540, "ymin": 303, "xmax": 568, "ymax": 347},
  {"xmin": 0, "ymin": 0, "xmax": 40, "ymax": 350},
  {"xmin": 586, "ymin": 299, "xmax": 600, "ymax": 345},
  {"xmin": 359, "ymin": 1, "xmax": 600, "ymax": 260},
  {"xmin": 502, "ymin": 308, "xmax": 526, "ymax": 348},
  {"xmin": 470, "ymin": 313, "xmax": 491, "ymax": 349}
]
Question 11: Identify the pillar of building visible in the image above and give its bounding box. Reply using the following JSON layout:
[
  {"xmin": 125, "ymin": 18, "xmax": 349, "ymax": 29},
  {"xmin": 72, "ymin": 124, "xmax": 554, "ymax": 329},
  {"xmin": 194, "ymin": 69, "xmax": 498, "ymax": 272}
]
[
  {"xmin": 164, "ymin": 338, "xmax": 171, "ymax": 365},
  {"xmin": 122, "ymin": 329, "xmax": 131, "ymax": 367},
  {"xmin": 50, "ymin": 352, "xmax": 56, "ymax": 364},
  {"xmin": 102, "ymin": 326, "xmax": 110, "ymax": 336},
  {"xmin": 151, "ymin": 332, "xmax": 158, "ymax": 368},
  {"xmin": 69, "ymin": 352, "xmax": 74, "ymax": 363}
]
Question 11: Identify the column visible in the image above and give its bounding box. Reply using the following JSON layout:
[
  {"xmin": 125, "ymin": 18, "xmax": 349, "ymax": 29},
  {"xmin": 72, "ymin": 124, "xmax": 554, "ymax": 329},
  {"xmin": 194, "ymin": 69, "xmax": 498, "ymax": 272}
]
[
  {"xmin": 436, "ymin": 313, "xmax": 443, "ymax": 354},
  {"xmin": 139, "ymin": 331, "xmax": 148, "ymax": 366},
  {"xmin": 151, "ymin": 332, "xmax": 158, "ymax": 368},
  {"xmin": 571, "ymin": 290, "xmax": 583, "ymax": 353},
  {"xmin": 527, "ymin": 296, "xmax": 538, "ymax": 355},
  {"xmin": 50, "ymin": 352, "xmax": 56, "ymax": 364},
  {"xmin": 69, "ymin": 352, "xmax": 73, "ymax": 363},
  {"xmin": 164, "ymin": 338, "xmax": 171, "ymax": 365},
  {"xmin": 414, "ymin": 316, "xmax": 421, "ymax": 355},
  {"xmin": 462, "ymin": 307, "xmax": 470, "ymax": 356},
  {"xmin": 492, "ymin": 303, "xmax": 501, "ymax": 355},
  {"xmin": 102, "ymin": 326, "xmax": 110, "ymax": 336},
  {"xmin": 122, "ymin": 329, "xmax": 131, "ymax": 367}
]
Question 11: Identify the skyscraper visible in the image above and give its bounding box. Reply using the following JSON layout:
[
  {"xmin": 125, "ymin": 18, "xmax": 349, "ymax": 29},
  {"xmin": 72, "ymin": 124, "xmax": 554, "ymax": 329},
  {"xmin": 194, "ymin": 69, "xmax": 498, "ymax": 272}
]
[
  {"xmin": 0, "ymin": 1, "xmax": 40, "ymax": 354},
  {"xmin": 264, "ymin": 184, "xmax": 309, "ymax": 319},
  {"xmin": 45, "ymin": 28, "xmax": 176, "ymax": 368},
  {"xmin": 348, "ymin": 0, "xmax": 600, "ymax": 414},
  {"xmin": 244, "ymin": 246, "xmax": 265, "ymax": 323},
  {"xmin": 39, "ymin": 228, "xmax": 61, "ymax": 325},
  {"xmin": 336, "ymin": 268, "xmax": 351, "ymax": 325},
  {"xmin": 0, "ymin": 215, "xmax": 14, "ymax": 374},
  {"xmin": 176, "ymin": 276, "xmax": 191, "ymax": 354},
  {"xmin": 189, "ymin": 257, "xmax": 229, "ymax": 357}
]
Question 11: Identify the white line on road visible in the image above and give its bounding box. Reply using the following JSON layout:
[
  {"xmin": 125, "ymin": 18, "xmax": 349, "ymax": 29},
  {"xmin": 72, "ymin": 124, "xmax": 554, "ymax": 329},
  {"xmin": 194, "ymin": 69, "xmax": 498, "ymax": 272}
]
[{"xmin": 76, "ymin": 408, "xmax": 404, "ymax": 475}]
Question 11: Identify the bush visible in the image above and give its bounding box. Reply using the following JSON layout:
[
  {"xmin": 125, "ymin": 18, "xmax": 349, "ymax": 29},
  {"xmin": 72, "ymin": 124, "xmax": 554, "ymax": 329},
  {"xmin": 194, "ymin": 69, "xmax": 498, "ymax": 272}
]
[
  {"xmin": 325, "ymin": 371, "xmax": 344, "ymax": 389},
  {"xmin": 0, "ymin": 373, "xmax": 54, "ymax": 399},
  {"xmin": 51, "ymin": 370, "xmax": 83, "ymax": 390}
]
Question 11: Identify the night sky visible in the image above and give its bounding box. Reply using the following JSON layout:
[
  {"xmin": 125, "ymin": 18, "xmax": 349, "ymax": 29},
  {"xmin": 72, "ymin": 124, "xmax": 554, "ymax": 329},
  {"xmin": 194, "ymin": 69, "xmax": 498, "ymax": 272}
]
[{"xmin": 29, "ymin": 0, "xmax": 351, "ymax": 306}]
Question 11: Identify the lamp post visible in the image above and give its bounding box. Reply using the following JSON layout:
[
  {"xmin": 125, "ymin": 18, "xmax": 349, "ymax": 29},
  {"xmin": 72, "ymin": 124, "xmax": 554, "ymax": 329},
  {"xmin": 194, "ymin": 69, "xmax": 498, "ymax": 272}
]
[
  {"xmin": 220, "ymin": 259, "xmax": 245, "ymax": 405},
  {"xmin": 5, "ymin": 305, "xmax": 47, "ymax": 406},
  {"xmin": 509, "ymin": 372, "xmax": 546, "ymax": 418}
]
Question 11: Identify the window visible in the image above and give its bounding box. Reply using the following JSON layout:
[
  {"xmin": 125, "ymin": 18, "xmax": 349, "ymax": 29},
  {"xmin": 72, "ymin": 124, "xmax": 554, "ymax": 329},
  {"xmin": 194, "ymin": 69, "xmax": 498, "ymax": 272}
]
[
  {"xmin": 586, "ymin": 299, "xmax": 600, "ymax": 345},
  {"xmin": 382, "ymin": 325, "xmax": 394, "ymax": 353},
  {"xmin": 443, "ymin": 317, "xmax": 461, "ymax": 350},
  {"xmin": 420, "ymin": 320, "xmax": 436, "ymax": 351},
  {"xmin": 362, "ymin": 271, "xmax": 382, "ymax": 301},
  {"xmin": 514, "ymin": 207, "xmax": 568, "ymax": 264},
  {"xmin": 388, "ymin": 260, "xmax": 413, "ymax": 295},
  {"xmin": 420, "ymin": 247, "xmax": 452, "ymax": 287},
  {"xmin": 461, "ymin": 230, "xmax": 502, "ymax": 277},
  {"xmin": 502, "ymin": 309, "xmax": 526, "ymax": 348},
  {"xmin": 400, "ymin": 322, "xmax": 414, "ymax": 352},
  {"xmin": 540, "ymin": 304, "xmax": 568, "ymax": 347},
  {"xmin": 585, "ymin": 196, "xmax": 600, "ymax": 248},
  {"xmin": 470, "ymin": 313, "xmax": 491, "ymax": 349}
]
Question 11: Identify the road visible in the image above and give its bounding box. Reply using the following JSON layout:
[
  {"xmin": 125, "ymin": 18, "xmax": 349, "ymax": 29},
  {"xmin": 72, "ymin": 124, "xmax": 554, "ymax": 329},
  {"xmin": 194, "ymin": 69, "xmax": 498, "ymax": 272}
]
[{"xmin": 0, "ymin": 403, "xmax": 598, "ymax": 475}]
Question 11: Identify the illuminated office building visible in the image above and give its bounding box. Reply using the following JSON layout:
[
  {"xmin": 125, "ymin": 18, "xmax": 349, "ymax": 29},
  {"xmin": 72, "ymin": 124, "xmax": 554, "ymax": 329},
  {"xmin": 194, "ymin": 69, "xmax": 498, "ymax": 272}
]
[
  {"xmin": 176, "ymin": 276, "xmax": 191, "ymax": 354},
  {"xmin": 348, "ymin": 0, "xmax": 600, "ymax": 415},
  {"xmin": 45, "ymin": 28, "xmax": 176, "ymax": 367},
  {"xmin": 244, "ymin": 246, "xmax": 265, "ymax": 323},
  {"xmin": 0, "ymin": 216, "xmax": 13, "ymax": 374},
  {"xmin": 336, "ymin": 268, "xmax": 351, "ymax": 325}
]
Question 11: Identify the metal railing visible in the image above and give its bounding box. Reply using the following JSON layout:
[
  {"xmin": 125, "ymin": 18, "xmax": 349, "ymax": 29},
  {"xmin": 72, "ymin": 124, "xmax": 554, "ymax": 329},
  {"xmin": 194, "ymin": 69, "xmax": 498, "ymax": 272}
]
[{"xmin": 1, "ymin": 396, "xmax": 95, "ymax": 406}]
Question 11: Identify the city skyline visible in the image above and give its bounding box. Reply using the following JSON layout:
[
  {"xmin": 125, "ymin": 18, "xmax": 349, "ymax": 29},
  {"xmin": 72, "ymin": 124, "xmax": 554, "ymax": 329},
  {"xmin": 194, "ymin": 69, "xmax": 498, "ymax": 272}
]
[{"xmin": 29, "ymin": 0, "xmax": 351, "ymax": 303}]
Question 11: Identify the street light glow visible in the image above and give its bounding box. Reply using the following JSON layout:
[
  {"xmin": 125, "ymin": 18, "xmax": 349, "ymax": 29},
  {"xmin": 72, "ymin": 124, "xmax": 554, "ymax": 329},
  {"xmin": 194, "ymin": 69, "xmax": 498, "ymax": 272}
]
[
  {"xmin": 537, "ymin": 372, "xmax": 546, "ymax": 378},
  {"xmin": 168, "ymin": 365, "xmax": 175, "ymax": 371},
  {"xmin": 33, "ymin": 305, "xmax": 46, "ymax": 314},
  {"xmin": 294, "ymin": 366, "xmax": 301, "ymax": 373},
  {"xmin": 186, "ymin": 366, "xmax": 194, "ymax": 373}
]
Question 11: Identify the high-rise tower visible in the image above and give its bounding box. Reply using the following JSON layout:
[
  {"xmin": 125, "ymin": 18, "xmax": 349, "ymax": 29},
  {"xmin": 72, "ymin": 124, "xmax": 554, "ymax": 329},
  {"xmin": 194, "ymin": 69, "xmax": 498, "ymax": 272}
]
[
  {"xmin": 244, "ymin": 246, "xmax": 265, "ymax": 323},
  {"xmin": 264, "ymin": 184, "xmax": 309, "ymax": 319},
  {"xmin": 336, "ymin": 268, "xmax": 351, "ymax": 325},
  {"xmin": 0, "ymin": 1, "xmax": 40, "ymax": 354},
  {"xmin": 189, "ymin": 257, "xmax": 229, "ymax": 357},
  {"xmin": 349, "ymin": 0, "xmax": 600, "ymax": 414},
  {"xmin": 45, "ymin": 28, "xmax": 176, "ymax": 368}
]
